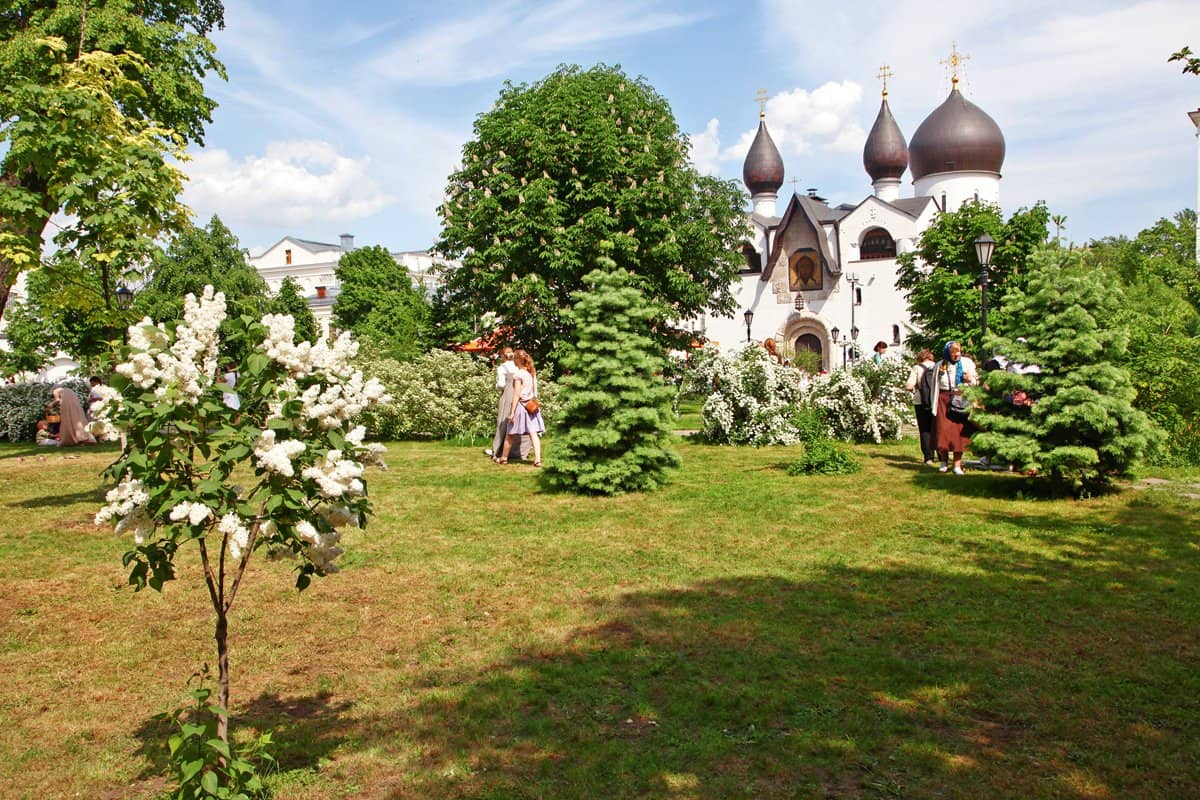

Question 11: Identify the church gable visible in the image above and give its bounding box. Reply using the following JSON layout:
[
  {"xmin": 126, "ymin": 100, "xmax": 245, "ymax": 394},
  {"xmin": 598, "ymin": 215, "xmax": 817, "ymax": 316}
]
[
  {"xmin": 837, "ymin": 196, "xmax": 928, "ymax": 265},
  {"xmin": 762, "ymin": 195, "xmax": 838, "ymax": 294}
]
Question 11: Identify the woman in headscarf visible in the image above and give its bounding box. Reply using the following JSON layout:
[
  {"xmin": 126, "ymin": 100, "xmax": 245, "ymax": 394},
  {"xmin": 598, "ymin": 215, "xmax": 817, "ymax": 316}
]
[
  {"xmin": 53, "ymin": 386, "xmax": 97, "ymax": 446},
  {"xmin": 931, "ymin": 341, "xmax": 977, "ymax": 475}
]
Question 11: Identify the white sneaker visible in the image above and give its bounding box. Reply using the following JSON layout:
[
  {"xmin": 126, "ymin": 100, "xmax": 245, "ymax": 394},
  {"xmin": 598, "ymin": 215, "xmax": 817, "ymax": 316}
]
[
  {"xmin": 938, "ymin": 463, "xmax": 949, "ymax": 473},
  {"xmin": 484, "ymin": 448, "xmax": 494, "ymax": 456},
  {"xmin": 924, "ymin": 460, "xmax": 937, "ymax": 467},
  {"xmin": 953, "ymin": 466, "xmax": 964, "ymax": 475}
]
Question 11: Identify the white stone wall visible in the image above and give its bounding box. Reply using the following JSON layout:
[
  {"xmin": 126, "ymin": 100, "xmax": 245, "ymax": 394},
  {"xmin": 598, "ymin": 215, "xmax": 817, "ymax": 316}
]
[{"xmin": 913, "ymin": 171, "xmax": 1001, "ymax": 212}]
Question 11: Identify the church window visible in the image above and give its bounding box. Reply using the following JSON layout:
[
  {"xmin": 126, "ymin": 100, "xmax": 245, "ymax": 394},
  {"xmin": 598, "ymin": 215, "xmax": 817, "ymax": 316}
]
[
  {"xmin": 739, "ymin": 243, "xmax": 761, "ymax": 273},
  {"xmin": 859, "ymin": 227, "xmax": 896, "ymax": 260},
  {"xmin": 285, "ymin": 248, "xmax": 293, "ymax": 265},
  {"xmin": 788, "ymin": 249, "xmax": 822, "ymax": 291},
  {"xmin": 892, "ymin": 324, "xmax": 901, "ymax": 345}
]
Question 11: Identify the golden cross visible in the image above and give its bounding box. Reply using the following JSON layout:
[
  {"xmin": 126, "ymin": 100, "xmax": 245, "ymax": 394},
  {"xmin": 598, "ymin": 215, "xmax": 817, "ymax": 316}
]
[
  {"xmin": 876, "ymin": 64, "xmax": 893, "ymax": 98},
  {"xmin": 939, "ymin": 42, "xmax": 970, "ymax": 88},
  {"xmin": 790, "ymin": 177, "xmax": 800, "ymax": 193},
  {"xmin": 755, "ymin": 88, "xmax": 769, "ymax": 119}
]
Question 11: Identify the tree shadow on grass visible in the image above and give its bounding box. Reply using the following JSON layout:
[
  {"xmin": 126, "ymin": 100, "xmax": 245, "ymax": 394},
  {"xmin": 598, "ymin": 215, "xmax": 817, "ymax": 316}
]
[
  {"xmin": 397, "ymin": 510, "xmax": 1200, "ymax": 799},
  {"xmin": 131, "ymin": 690, "xmax": 355, "ymax": 781},
  {"xmin": 5, "ymin": 487, "xmax": 105, "ymax": 509}
]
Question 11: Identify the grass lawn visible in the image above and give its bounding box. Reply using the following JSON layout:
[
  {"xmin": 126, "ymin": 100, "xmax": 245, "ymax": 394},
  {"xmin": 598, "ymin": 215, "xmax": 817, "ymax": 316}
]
[{"xmin": 0, "ymin": 436, "xmax": 1197, "ymax": 799}]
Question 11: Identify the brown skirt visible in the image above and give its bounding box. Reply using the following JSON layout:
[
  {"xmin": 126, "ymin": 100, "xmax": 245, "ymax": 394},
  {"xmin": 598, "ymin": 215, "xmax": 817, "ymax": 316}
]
[{"xmin": 935, "ymin": 391, "xmax": 971, "ymax": 453}]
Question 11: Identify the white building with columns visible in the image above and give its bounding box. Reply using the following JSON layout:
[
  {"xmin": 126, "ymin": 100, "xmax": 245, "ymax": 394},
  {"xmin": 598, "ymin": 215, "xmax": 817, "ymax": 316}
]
[{"xmin": 701, "ymin": 70, "xmax": 1006, "ymax": 369}]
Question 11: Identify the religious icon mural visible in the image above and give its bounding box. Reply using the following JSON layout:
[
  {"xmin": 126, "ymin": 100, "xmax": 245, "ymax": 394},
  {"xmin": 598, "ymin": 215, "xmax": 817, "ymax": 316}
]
[{"xmin": 788, "ymin": 249, "xmax": 822, "ymax": 291}]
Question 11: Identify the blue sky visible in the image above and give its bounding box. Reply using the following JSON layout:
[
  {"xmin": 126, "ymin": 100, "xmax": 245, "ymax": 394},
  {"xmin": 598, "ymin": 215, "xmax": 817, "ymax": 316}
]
[{"xmin": 182, "ymin": 0, "xmax": 1200, "ymax": 255}]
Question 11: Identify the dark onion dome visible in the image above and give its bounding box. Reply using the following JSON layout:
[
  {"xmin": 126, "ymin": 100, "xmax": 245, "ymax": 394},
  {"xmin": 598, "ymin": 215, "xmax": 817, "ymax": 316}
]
[
  {"xmin": 908, "ymin": 86, "xmax": 1005, "ymax": 180},
  {"xmin": 742, "ymin": 119, "xmax": 784, "ymax": 195},
  {"xmin": 863, "ymin": 97, "xmax": 908, "ymax": 181}
]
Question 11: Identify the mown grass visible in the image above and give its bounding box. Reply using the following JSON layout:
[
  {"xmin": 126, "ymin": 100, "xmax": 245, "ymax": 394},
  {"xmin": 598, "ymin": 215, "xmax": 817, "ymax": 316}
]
[{"xmin": 0, "ymin": 436, "xmax": 1197, "ymax": 799}]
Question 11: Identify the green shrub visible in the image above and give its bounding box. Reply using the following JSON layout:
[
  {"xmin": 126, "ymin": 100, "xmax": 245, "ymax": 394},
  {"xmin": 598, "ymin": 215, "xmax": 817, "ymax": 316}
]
[
  {"xmin": 357, "ymin": 349, "xmax": 559, "ymax": 441},
  {"xmin": 787, "ymin": 438, "xmax": 862, "ymax": 476},
  {"xmin": 0, "ymin": 377, "xmax": 91, "ymax": 441}
]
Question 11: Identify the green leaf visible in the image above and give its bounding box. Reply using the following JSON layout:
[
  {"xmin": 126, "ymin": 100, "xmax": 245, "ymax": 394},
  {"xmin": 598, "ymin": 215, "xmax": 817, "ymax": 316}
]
[{"xmin": 200, "ymin": 769, "xmax": 219, "ymax": 795}]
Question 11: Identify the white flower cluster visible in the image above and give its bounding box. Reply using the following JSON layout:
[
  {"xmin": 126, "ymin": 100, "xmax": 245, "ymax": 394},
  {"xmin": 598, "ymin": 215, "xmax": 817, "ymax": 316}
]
[
  {"xmin": 169, "ymin": 501, "xmax": 213, "ymax": 527},
  {"xmin": 260, "ymin": 316, "xmax": 357, "ymax": 380},
  {"xmin": 297, "ymin": 374, "xmax": 388, "ymax": 430},
  {"xmin": 301, "ymin": 450, "xmax": 364, "ymax": 498},
  {"xmin": 95, "ymin": 476, "xmax": 155, "ymax": 543},
  {"xmin": 254, "ymin": 429, "xmax": 306, "ymax": 476},
  {"xmin": 294, "ymin": 520, "xmax": 343, "ymax": 573},
  {"xmin": 115, "ymin": 287, "xmax": 226, "ymax": 403},
  {"xmin": 685, "ymin": 345, "xmax": 806, "ymax": 446},
  {"xmin": 219, "ymin": 513, "xmax": 252, "ymax": 562},
  {"xmin": 88, "ymin": 385, "xmax": 124, "ymax": 441},
  {"xmin": 806, "ymin": 360, "xmax": 911, "ymax": 444}
]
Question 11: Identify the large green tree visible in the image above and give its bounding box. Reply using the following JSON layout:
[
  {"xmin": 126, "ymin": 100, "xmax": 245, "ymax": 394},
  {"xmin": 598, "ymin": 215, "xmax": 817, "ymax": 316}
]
[
  {"xmin": 1085, "ymin": 210, "xmax": 1200, "ymax": 464},
  {"xmin": 0, "ymin": 250, "xmax": 130, "ymax": 373},
  {"xmin": 333, "ymin": 245, "xmax": 431, "ymax": 361},
  {"xmin": 970, "ymin": 246, "xmax": 1156, "ymax": 494},
  {"xmin": 435, "ymin": 64, "xmax": 747, "ymax": 366},
  {"xmin": 543, "ymin": 257, "xmax": 679, "ymax": 495},
  {"xmin": 895, "ymin": 199, "xmax": 1049, "ymax": 355},
  {"xmin": 135, "ymin": 216, "xmax": 268, "ymax": 324},
  {"xmin": 268, "ymin": 276, "xmax": 318, "ymax": 344},
  {"xmin": 0, "ymin": 0, "xmax": 226, "ymax": 319}
]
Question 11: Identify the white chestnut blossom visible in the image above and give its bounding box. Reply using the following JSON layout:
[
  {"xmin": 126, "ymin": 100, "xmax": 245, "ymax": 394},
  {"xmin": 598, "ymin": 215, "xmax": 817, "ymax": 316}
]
[{"xmin": 253, "ymin": 429, "xmax": 306, "ymax": 476}]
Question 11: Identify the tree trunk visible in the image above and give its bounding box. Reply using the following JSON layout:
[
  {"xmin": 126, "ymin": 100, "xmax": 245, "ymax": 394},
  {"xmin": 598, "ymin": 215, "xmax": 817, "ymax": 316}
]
[
  {"xmin": 215, "ymin": 609, "xmax": 230, "ymax": 745},
  {"xmin": 0, "ymin": 165, "xmax": 53, "ymax": 322}
]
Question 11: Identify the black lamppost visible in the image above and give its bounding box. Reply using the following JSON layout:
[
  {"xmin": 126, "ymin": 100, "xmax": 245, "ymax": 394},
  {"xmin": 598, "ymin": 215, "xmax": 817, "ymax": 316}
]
[
  {"xmin": 743, "ymin": 308, "xmax": 754, "ymax": 343},
  {"xmin": 974, "ymin": 233, "xmax": 996, "ymax": 343},
  {"xmin": 115, "ymin": 285, "xmax": 134, "ymax": 310}
]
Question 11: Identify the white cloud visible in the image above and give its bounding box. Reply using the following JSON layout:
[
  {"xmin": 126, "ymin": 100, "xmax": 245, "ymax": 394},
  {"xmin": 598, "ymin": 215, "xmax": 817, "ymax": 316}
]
[
  {"xmin": 182, "ymin": 141, "xmax": 396, "ymax": 228},
  {"xmin": 366, "ymin": 0, "xmax": 705, "ymax": 86},
  {"xmin": 688, "ymin": 118, "xmax": 722, "ymax": 175},
  {"xmin": 694, "ymin": 81, "xmax": 866, "ymax": 171}
]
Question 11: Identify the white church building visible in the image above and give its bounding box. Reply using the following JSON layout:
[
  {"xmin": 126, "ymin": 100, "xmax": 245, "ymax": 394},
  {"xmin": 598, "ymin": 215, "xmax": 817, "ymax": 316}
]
[{"xmin": 700, "ymin": 70, "xmax": 1006, "ymax": 370}]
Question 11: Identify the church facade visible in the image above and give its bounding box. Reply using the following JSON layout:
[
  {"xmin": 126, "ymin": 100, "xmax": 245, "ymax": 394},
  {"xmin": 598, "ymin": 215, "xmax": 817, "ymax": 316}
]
[{"xmin": 700, "ymin": 72, "xmax": 1006, "ymax": 370}]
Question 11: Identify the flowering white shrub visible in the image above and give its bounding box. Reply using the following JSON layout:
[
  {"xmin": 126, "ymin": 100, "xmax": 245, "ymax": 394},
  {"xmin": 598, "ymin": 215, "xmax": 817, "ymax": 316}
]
[
  {"xmin": 93, "ymin": 285, "xmax": 388, "ymax": 767},
  {"xmin": 682, "ymin": 345, "xmax": 806, "ymax": 445},
  {"xmin": 805, "ymin": 359, "xmax": 911, "ymax": 443}
]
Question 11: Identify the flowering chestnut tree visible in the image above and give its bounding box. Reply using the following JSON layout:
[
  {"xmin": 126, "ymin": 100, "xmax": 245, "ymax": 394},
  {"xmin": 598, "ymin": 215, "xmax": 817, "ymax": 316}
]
[{"xmin": 93, "ymin": 287, "xmax": 388, "ymax": 752}]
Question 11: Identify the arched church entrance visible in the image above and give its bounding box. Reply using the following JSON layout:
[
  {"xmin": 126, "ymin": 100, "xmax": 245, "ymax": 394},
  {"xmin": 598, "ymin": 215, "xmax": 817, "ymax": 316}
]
[{"xmin": 794, "ymin": 333, "xmax": 822, "ymax": 359}]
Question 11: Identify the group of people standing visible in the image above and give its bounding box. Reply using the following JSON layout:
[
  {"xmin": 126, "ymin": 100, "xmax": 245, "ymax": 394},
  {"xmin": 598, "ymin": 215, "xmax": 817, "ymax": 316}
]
[
  {"xmin": 905, "ymin": 341, "xmax": 977, "ymax": 475},
  {"xmin": 487, "ymin": 347, "xmax": 544, "ymax": 467}
]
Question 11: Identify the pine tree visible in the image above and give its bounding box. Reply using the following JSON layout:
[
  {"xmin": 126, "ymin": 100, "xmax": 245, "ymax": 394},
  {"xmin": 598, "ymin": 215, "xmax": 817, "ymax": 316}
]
[
  {"xmin": 971, "ymin": 246, "xmax": 1157, "ymax": 494},
  {"xmin": 542, "ymin": 259, "xmax": 679, "ymax": 495},
  {"xmin": 269, "ymin": 276, "xmax": 319, "ymax": 343}
]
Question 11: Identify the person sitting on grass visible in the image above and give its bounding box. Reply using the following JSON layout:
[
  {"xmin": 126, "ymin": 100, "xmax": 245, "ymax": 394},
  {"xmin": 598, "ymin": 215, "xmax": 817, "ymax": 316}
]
[{"xmin": 35, "ymin": 420, "xmax": 59, "ymax": 447}]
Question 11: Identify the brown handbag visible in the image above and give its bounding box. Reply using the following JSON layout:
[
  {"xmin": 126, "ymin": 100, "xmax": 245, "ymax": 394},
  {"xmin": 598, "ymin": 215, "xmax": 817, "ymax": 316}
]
[{"xmin": 523, "ymin": 397, "xmax": 540, "ymax": 415}]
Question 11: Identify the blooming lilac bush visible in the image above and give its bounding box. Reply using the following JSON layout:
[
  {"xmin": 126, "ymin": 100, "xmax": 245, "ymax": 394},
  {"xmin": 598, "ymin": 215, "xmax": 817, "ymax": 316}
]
[{"xmin": 93, "ymin": 286, "xmax": 388, "ymax": 791}]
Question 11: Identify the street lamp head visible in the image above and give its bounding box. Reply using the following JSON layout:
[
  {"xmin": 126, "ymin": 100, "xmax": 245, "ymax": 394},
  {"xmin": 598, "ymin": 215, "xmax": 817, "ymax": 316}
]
[
  {"xmin": 974, "ymin": 232, "xmax": 997, "ymax": 269},
  {"xmin": 830, "ymin": 326, "xmax": 840, "ymax": 342},
  {"xmin": 115, "ymin": 285, "xmax": 134, "ymax": 309},
  {"xmin": 850, "ymin": 325, "xmax": 859, "ymax": 341},
  {"xmin": 743, "ymin": 308, "xmax": 754, "ymax": 327}
]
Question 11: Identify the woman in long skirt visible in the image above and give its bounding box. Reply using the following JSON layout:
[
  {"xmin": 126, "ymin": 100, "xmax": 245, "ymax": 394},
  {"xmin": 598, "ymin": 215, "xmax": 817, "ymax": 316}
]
[
  {"xmin": 932, "ymin": 341, "xmax": 977, "ymax": 475},
  {"xmin": 497, "ymin": 349, "xmax": 544, "ymax": 467}
]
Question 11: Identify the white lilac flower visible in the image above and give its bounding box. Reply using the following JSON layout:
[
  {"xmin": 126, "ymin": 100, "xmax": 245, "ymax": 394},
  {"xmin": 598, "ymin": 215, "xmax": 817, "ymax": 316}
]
[
  {"xmin": 219, "ymin": 513, "xmax": 252, "ymax": 562},
  {"xmin": 168, "ymin": 501, "xmax": 212, "ymax": 526},
  {"xmin": 301, "ymin": 450, "xmax": 365, "ymax": 498},
  {"xmin": 253, "ymin": 429, "xmax": 306, "ymax": 476},
  {"xmin": 293, "ymin": 520, "xmax": 343, "ymax": 573},
  {"xmin": 95, "ymin": 476, "xmax": 150, "ymax": 526}
]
